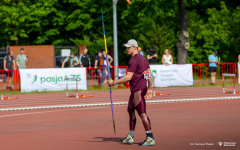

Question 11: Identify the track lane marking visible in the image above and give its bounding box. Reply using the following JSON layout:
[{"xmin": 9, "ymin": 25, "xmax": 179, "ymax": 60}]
[{"xmin": 0, "ymin": 107, "xmax": 103, "ymax": 118}]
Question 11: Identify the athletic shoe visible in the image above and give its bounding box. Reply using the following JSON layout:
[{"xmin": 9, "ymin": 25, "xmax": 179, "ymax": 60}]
[
  {"xmin": 138, "ymin": 136, "xmax": 155, "ymax": 146},
  {"xmin": 120, "ymin": 134, "xmax": 134, "ymax": 144}
]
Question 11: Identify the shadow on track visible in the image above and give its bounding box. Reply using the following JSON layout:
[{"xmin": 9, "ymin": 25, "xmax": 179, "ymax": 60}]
[{"xmin": 88, "ymin": 137, "xmax": 122, "ymax": 143}]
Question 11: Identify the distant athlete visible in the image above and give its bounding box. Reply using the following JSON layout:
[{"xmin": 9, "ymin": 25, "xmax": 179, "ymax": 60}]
[{"xmin": 107, "ymin": 39, "xmax": 155, "ymax": 146}]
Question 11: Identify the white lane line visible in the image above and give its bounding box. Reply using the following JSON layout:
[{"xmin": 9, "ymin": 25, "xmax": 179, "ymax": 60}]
[
  {"xmin": 0, "ymin": 96, "xmax": 239, "ymax": 111},
  {"xmin": 0, "ymin": 107, "xmax": 103, "ymax": 118}
]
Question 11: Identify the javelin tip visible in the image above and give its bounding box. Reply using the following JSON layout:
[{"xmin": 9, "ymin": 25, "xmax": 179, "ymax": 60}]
[{"xmin": 113, "ymin": 120, "xmax": 116, "ymax": 135}]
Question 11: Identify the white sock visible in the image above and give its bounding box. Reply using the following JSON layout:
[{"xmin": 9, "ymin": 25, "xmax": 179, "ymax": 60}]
[
  {"xmin": 129, "ymin": 130, "xmax": 134, "ymax": 137},
  {"xmin": 146, "ymin": 130, "xmax": 152, "ymax": 134}
]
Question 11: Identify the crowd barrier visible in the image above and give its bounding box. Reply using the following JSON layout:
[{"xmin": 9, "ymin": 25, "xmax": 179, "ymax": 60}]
[
  {"xmin": 0, "ymin": 69, "xmax": 20, "ymax": 92},
  {"xmin": 192, "ymin": 63, "xmax": 238, "ymax": 85},
  {"xmin": 0, "ymin": 63, "xmax": 238, "ymax": 92}
]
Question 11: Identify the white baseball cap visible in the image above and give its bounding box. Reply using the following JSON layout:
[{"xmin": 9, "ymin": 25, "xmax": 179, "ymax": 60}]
[{"xmin": 123, "ymin": 39, "xmax": 138, "ymax": 47}]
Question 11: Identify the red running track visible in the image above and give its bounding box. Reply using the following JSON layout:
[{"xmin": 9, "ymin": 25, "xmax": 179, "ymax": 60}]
[
  {"xmin": 0, "ymin": 100, "xmax": 239, "ymax": 150},
  {"xmin": 1, "ymin": 86, "xmax": 240, "ymax": 110}
]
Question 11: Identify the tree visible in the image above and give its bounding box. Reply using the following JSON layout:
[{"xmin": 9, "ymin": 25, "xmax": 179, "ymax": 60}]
[
  {"xmin": 177, "ymin": 0, "xmax": 189, "ymax": 64},
  {"xmin": 0, "ymin": 0, "xmax": 239, "ymax": 64}
]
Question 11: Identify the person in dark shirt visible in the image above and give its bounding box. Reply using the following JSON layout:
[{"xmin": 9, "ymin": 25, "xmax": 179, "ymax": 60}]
[
  {"xmin": 4, "ymin": 51, "xmax": 16, "ymax": 90},
  {"xmin": 147, "ymin": 45, "xmax": 158, "ymax": 64},
  {"xmin": 107, "ymin": 39, "xmax": 155, "ymax": 146},
  {"xmin": 79, "ymin": 48, "xmax": 91, "ymax": 67},
  {"xmin": 94, "ymin": 51, "xmax": 106, "ymax": 84}
]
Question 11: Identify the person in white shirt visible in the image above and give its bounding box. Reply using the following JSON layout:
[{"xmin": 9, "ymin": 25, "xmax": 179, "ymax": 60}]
[{"xmin": 161, "ymin": 49, "xmax": 173, "ymax": 65}]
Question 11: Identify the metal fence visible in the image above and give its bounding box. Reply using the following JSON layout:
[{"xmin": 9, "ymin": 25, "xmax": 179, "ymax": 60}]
[
  {"xmin": 192, "ymin": 63, "xmax": 238, "ymax": 85},
  {"xmin": 0, "ymin": 69, "xmax": 20, "ymax": 92},
  {"xmin": 54, "ymin": 46, "xmax": 79, "ymax": 68}
]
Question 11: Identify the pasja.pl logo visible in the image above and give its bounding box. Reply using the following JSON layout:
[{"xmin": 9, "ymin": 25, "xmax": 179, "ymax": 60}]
[
  {"xmin": 28, "ymin": 74, "xmax": 81, "ymax": 85},
  {"xmin": 152, "ymin": 70, "xmax": 157, "ymax": 79}
]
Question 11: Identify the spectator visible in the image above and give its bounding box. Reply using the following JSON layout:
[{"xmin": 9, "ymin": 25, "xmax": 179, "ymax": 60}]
[
  {"xmin": 147, "ymin": 45, "xmax": 158, "ymax": 65},
  {"xmin": 208, "ymin": 50, "xmax": 219, "ymax": 85},
  {"xmin": 138, "ymin": 47, "xmax": 144, "ymax": 56},
  {"xmin": 16, "ymin": 48, "xmax": 28, "ymax": 69},
  {"xmin": 94, "ymin": 51, "xmax": 106, "ymax": 84},
  {"xmin": 4, "ymin": 51, "xmax": 16, "ymax": 90},
  {"xmin": 102, "ymin": 50, "xmax": 113, "ymax": 81},
  {"xmin": 162, "ymin": 49, "xmax": 173, "ymax": 65},
  {"xmin": 79, "ymin": 48, "xmax": 91, "ymax": 67},
  {"xmin": 61, "ymin": 52, "xmax": 79, "ymax": 68},
  {"xmin": 102, "ymin": 50, "xmax": 113, "ymax": 68}
]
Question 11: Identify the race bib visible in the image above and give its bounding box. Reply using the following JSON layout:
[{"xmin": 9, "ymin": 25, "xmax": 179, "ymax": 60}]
[{"xmin": 143, "ymin": 71, "xmax": 150, "ymax": 80}]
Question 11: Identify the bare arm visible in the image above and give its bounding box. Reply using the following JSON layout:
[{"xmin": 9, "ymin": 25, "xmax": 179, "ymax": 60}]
[
  {"xmin": 61, "ymin": 60, "xmax": 66, "ymax": 68},
  {"xmin": 162, "ymin": 55, "xmax": 165, "ymax": 64},
  {"xmin": 147, "ymin": 68, "xmax": 153, "ymax": 90},
  {"xmin": 238, "ymin": 55, "xmax": 240, "ymax": 63},
  {"xmin": 25, "ymin": 55, "xmax": 28, "ymax": 62},
  {"xmin": 108, "ymin": 72, "xmax": 134, "ymax": 86},
  {"xmin": 114, "ymin": 72, "xmax": 134, "ymax": 85},
  {"xmin": 73, "ymin": 61, "xmax": 79, "ymax": 67},
  {"xmin": 13, "ymin": 60, "xmax": 16, "ymax": 70},
  {"xmin": 208, "ymin": 59, "xmax": 218, "ymax": 63},
  {"xmin": 145, "ymin": 68, "xmax": 153, "ymax": 99},
  {"xmin": 108, "ymin": 55, "xmax": 113, "ymax": 64},
  {"xmin": 147, "ymin": 55, "xmax": 153, "ymax": 60},
  {"xmin": 3, "ymin": 60, "xmax": 7, "ymax": 71},
  {"xmin": 94, "ymin": 60, "xmax": 98, "ymax": 69},
  {"xmin": 16, "ymin": 60, "xmax": 20, "ymax": 69},
  {"xmin": 171, "ymin": 55, "xmax": 173, "ymax": 63}
]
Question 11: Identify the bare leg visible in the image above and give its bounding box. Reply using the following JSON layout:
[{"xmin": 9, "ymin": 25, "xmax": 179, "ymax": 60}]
[
  {"xmin": 8, "ymin": 77, "xmax": 12, "ymax": 87},
  {"xmin": 211, "ymin": 72, "xmax": 214, "ymax": 84},
  {"xmin": 213, "ymin": 72, "xmax": 216, "ymax": 84},
  {"xmin": 6, "ymin": 77, "xmax": 10, "ymax": 89}
]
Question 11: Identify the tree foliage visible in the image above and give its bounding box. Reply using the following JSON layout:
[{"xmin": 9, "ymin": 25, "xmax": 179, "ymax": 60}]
[{"xmin": 0, "ymin": 0, "xmax": 239, "ymax": 64}]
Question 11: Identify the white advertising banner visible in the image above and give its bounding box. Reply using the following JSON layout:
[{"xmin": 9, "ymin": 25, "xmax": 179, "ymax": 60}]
[
  {"xmin": 19, "ymin": 68, "xmax": 87, "ymax": 92},
  {"xmin": 150, "ymin": 64, "xmax": 193, "ymax": 87}
]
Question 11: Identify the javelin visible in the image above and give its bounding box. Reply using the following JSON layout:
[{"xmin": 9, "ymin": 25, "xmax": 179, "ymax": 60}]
[{"xmin": 101, "ymin": 7, "xmax": 116, "ymax": 135}]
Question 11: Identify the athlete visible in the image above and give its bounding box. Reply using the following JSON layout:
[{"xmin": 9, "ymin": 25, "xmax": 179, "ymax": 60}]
[{"xmin": 107, "ymin": 39, "xmax": 155, "ymax": 146}]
